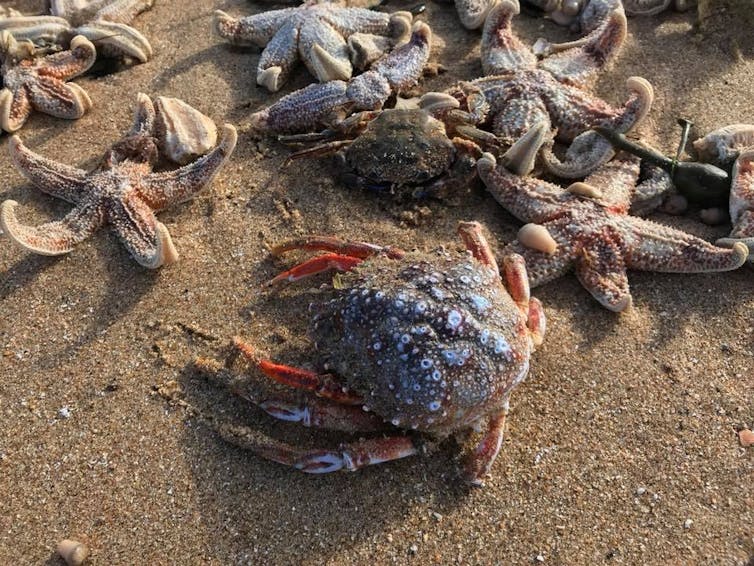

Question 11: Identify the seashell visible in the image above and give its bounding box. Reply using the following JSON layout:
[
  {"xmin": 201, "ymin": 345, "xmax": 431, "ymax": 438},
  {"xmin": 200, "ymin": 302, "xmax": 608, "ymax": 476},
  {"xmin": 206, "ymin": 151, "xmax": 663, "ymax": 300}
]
[
  {"xmin": 154, "ymin": 96, "xmax": 218, "ymax": 165},
  {"xmin": 518, "ymin": 223, "xmax": 558, "ymax": 255},
  {"xmin": 567, "ymin": 181, "xmax": 603, "ymax": 199},
  {"xmin": 739, "ymin": 429, "xmax": 754, "ymax": 447},
  {"xmin": 57, "ymin": 539, "xmax": 89, "ymax": 566}
]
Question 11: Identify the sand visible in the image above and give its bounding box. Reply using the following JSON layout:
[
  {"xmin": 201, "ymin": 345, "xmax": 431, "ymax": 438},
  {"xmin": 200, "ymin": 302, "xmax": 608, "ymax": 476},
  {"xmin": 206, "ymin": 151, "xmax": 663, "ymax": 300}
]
[{"xmin": 0, "ymin": 0, "xmax": 752, "ymax": 564}]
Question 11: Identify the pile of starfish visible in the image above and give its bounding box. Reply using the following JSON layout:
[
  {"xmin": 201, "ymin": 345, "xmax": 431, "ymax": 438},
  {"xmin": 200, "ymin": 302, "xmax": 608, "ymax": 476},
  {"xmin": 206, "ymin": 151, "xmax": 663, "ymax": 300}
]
[
  {"xmin": 2, "ymin": 0, "xmax": 754, "ymax": 312},
  {"xmin": 0, "ymin": 0, "xmax": 154, "ymax": 131}
]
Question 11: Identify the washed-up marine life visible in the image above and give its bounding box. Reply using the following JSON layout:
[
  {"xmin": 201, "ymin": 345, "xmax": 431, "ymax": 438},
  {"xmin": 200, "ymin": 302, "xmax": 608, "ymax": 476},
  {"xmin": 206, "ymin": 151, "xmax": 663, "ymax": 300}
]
[
  {"xmin": 594, "ymin": 123, "xmax": 731, "ymax": 206},
  {"xmin": 477, "ymin": 123, "xmax": 748, "ymax": 311},
  {"xmin": 523, "ymin": 0, "xmax": 694, "ymax": 27},
  {"xmin": 153, "ymin": 96, "xmax": 219, "ymax": 165},
  {"xmin": 0, "ymin": 31, "xmax": 95, "ymax": 132},
  {"xmin": 213, "ymin": 0, "xmax": 413, "ymax": 92},
  {"xmin": 249, "ymin": 21, "xmax": 432, "ymax": 135},
  {"xmin": 278, "ymin": 89, "xmax": 499, "ymax": 199},
  {"xmin": 194, "ymin": 222, "xmax": 545, "ymax": 485},
  {"xmin": 0, "ymin": 0, "xmax": 153, "ymax": 62},
  {"xmin": 0, "ymin": 93, "xmax": 237, "ymax": 268},
  {"xmin": 447, "ymin": 0, "xmax": 653, "ymax": 179}
]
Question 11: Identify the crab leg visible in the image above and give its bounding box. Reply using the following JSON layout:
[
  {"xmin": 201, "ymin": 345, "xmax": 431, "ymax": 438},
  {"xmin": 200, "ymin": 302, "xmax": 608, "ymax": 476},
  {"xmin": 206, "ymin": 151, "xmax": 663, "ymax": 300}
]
[
  {"xmin": 457, "ymin": 221, "xmax": 499, "ymax": 271},
  {"xmin": 463, "ymin": 407, "xmax": 508, "ymax": 485},
  {"xmin": 270, "ymin": 236, "xmax": 405, "ymax": 259},
  {"xmin": 257, "ymin": 397, "xmax": 387, "ymax": 432},
  {"xmin": 266, "ymin": 253, "xmax": 365, "ymax": 286},
  {"xmin": 233, "ymin": 337, "xmax": 362, "ymax": 404},
  {"xmin": 292, "ymin": 436, "xmax": 419, "ymax": 473}
]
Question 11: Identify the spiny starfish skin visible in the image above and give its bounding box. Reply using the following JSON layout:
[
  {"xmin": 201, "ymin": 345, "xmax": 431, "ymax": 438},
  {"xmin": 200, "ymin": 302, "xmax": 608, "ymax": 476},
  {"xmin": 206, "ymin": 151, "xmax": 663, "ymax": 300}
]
[
  {"xmin": 0, "ymin": 94, "xmax": 238, "ymax": 268},
  {"xmin": 0, "ymin": 32, "xmax": 95, "ymax": 132},
  {"xmin": 477, "ymin": 133, "xmax": 748, "ymax": 311},
  {"xmin": 524, "ymin": 0, "xmax": 694, "ymax": 25},
  {"xmin": 455, "ymin": 0, "xmax": 651, "ymax": 179},
  {"xmin": 50, "ymin": 0, "xmax": 155, "ymax": 26},
  {"xmin": 718, "ymin": 149, "xmax": 754, "ymax": 261},
  {"xmin": 454, "ymin": 0, "xmax": 497, "ymax": 29},
  {"xmin": 214, "ymin": 2, "xmax": 412, "ymax": 92}
]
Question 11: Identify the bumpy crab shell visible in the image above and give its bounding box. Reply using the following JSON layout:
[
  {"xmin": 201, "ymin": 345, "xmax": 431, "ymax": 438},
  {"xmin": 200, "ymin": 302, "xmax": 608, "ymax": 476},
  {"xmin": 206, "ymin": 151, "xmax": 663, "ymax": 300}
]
[{"xmin": 312, "ymin": 248, "xmax": 533, "ymax": 434}]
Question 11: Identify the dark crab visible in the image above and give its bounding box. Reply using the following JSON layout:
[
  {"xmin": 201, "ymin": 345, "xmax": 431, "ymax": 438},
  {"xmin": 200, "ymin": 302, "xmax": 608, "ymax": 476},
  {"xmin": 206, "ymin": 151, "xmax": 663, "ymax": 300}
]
[
  {"xmin": 278, "ymin": 90, "xmax": 499, "ymax": 199},
  {"xmin": 195, "ymin": 222, "xmax": 545, "ymax": 485}
]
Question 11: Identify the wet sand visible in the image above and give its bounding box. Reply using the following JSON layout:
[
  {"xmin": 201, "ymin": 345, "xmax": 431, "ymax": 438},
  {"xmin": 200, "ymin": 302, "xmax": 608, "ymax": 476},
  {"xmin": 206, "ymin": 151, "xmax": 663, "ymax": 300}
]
[{"xmin": 0, "ymin": 0, "xmax": 752, "ymax": 563}]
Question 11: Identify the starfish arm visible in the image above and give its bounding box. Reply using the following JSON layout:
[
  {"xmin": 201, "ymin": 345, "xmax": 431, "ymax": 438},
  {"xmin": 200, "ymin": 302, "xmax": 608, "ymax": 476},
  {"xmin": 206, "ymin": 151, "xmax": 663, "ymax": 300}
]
[
  {"xmin": 0, "ymin": 198, "xmax": 104, "ymax": 255},
  {"xmin": 36, "ymin": 35, "xmax": 96, "ymax": 81},
  {"xmin": 623, "ymin": 216, "xmax": 749, "ymax": 273},
  {"xmin": 574, "ymin": 231, "xmax": 632, "ymax": 311},
  {"xmin": 455, "ymin": 0, "xmax": 498, "ymax": 30},
  {"xmin": 541, "ymin": 130, "xmax": 617, "ymax": 178},
  {"xmin": 128, "ymin": 92, "xmax": 155, "ymax": 137},
  {"xmin": 9, "ymin": 135, "xmax": 89, "ymax": 203},
  {"xmin": 299, "ymin": 18, "xmax": 352, "ymax": 83},
  {"xmin": 580, "ymin": 153, "xmax": 639, "ymax": 208},
  {"xmin": 249, "ymin": 81, "xmax": 350, "ymax": 135},
  {"xmin": 538, "ymin": 9, "xmax": 627, "ymax": 88},
  {"xmin": 213, "ymin": 9, "xmax": 295, "ymax": 48},
  {"xmin": 630, "ymin": 163, "xmax": 673, "ymax": 217},
  {"xmin": 503, "ymin": 235, "xmax": 576, "ymax": 288},
  {"xmin": 26, "ymin": 76, "xmax": 92, "ymax": 120},
  {"xmin": 490, "ymin": 92, "xmax": 549, "ymax": 145},
  {"xmin": 369, "ymin": 21, "xmax": 431, "ymax": 92},
  {"xmin": 623, "ymin": 0, "xmax": 673, "ymax": 16},
  {"xmin": 477, "ymin": 152, "xmax": 569, "ymax": 223},
  {"xmin": 727, "ymin": 149, "xmax": 754, "ymax": 236},
  {"xmin": 481, "ymin": 0, "xmax": 537, "ymax": 75},
  {"xmin": 0, "ymin": 86, "xmax": 32, "ymax": 133},
  {"xmin": 138, "ymin": 124, "xmax": 237, "ymax": 210},
  {"xmin": 74, "ymin": 21, "xmax": 152, "ymax": 62},
  {"xmin": 256, "ymin": 20, "xmax": 300, "ymax": 92},
  {"xmin": 94, "ymin": 0, "xmax": 154, "ymax": 24},
  {"xmin": 108, "ymin": 196, "xmax": 178, "ymax": 268},
  {"xmin": 542, "ymin": 76, "xmax": 653, "ymax": 142},
  {"xmin": 319, "ymin": 8, "xmax": 395, "ymax": 35}
]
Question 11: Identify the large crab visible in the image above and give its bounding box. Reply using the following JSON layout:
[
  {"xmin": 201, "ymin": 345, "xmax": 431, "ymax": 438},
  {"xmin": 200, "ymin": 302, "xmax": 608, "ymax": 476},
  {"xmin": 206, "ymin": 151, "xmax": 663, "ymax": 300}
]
[
  {"xmin": 194, "ymin": 222, "xmax": 545, "ymax": 485},
  {"xmin": 277, "ymin": 89, "xmax": 498, "ymax": 199}
]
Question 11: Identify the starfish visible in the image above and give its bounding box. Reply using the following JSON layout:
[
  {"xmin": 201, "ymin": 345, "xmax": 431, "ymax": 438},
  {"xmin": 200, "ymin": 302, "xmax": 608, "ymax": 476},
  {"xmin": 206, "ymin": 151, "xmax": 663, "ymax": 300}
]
[
  {"xmin": 477, "ymin": 123, "xmax": 748, "ymax": 311},
  {"xmin": 0, "ymin": 0, "xmax": 153, "ymax": 62},
  {"xmin": 213, "ymin": 1, "xmax": 413, "ymax": 92},
  {"xmin": 447, "ymin": 0, "xmax": 653, "ymax": 179},
  {"xmin": 717, "ymin": 148, "xmax": 754, "ymax": 262},
  {"xmin": 0, "ymin": 31, "xmax": 95, "ymax": 132},
  {"xmin": 523, "ymin": 0, "xmax": 695, "ymax": 24},
  {"xmin": 0, "ymin": 93, "xmax": 238, "ymax": 269},
  {"xmin": 248, "ymin": 21, "xmax": 432, "ymax": 135}
]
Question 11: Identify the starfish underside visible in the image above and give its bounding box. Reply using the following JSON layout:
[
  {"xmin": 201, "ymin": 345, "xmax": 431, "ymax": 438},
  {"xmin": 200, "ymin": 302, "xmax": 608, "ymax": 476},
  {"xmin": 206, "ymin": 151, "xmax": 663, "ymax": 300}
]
[
  {"xmin": 460, "ymin": 0, "xmax": 653, "ymax": 179},
  {"xmin": 0, "ymin": 0, "xmax": 153, "ymax": 62},
  {"xmin": 477, "ymin": 127, "xmax": 748, "ymax": 311},
  {"xmin": 718, "ymin": 148, "xmax": 754, "ymax": 261},
  {"xmin": 1, "ymin": 94, "xmax": 238, "ymax": 268},
  {"xmin": 0, "ymin": 32, "xmax": 96, "ymax": 132},
  {"xmin": 214, "ymin": 2, "xmax": 412, "ymax": 92}
]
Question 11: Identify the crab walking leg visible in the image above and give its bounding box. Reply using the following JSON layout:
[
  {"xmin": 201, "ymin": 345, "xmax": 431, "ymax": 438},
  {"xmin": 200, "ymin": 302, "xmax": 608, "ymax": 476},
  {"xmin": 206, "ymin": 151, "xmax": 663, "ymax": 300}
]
[
  {"xmin": 266, "ymin": 253, "xmax": 365, "ymax": 286},
  {"xmin": 457, "ymin": 221, "xmax": 499, "ymax": 271},
  {"xmin": 463, "ymin": 406, "xmax": 508, "ymax": 485},
  {"xmin": 270, "ymin": 235, "xmax": 405, "ymax": 259},
  {"xmin": 233, "ymin": 337, "xmax": 363, "ymax": 404},
  {"xmin": 293, "ymin": 436, "xmax": 419, "ymax": 473},
  {"xmin": 257, "ymin": 396, "xmax": 388, "ymax": 432}
]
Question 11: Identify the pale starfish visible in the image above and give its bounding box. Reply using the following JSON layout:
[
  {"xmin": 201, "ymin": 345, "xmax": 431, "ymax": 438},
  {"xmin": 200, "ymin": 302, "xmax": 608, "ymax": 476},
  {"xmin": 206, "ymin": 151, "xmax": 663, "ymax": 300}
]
[
  {"xmin": 0, "ymin": 0, "xmax": 153, "ymax": 62},
  {"xmin": 248, "ymin": 21, "xmax": 432, "ymax": 134},
  {"xmin": 523, "ymin": 0, "xmax": 695, "ymax": 25},
  {"xmin": 477, "ymin": 123, "xmax": 748, "ymax": 311},
  {"xmin": 213, "ymin": 1, "xmax": 413, "ymax": 92},
  {"xmin": 0, "ymin": 94, "xmax": 238, "ymax": 268},
  {"xmin": 713, "ymin": 140, "xmax": 754, "ymax": 262},
  {"xmin": 447, "ymin": 0, "xmax": 652, "ymax": 179},
  {"xmin": 0, "ymin": 31, "xmax": 95, "ymax": 132}
]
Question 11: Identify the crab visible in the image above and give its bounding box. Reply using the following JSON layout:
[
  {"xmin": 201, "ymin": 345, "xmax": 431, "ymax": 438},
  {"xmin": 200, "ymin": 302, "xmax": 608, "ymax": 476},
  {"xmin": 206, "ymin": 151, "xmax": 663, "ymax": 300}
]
[
  {"xmin": 194, "ymin": 222, "xmax": 545, "ymax": 485},
  {"xmin": 277, "ymin": 89, "xmax": 499, "ymax": 199}
]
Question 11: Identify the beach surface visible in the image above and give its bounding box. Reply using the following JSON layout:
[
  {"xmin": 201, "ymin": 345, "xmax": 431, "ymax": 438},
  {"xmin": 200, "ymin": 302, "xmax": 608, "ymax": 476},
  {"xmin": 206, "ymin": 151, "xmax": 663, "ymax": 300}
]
[{"xmin": 0, "ymin": 0, "xmax": 752, "ymax": 563}]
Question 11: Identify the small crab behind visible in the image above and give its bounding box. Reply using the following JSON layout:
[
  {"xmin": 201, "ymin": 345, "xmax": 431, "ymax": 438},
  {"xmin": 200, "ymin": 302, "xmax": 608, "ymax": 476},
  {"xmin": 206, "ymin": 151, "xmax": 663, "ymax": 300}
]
[
  {"xmin": 278, "ymin": 89, "xmax": 499, "ymax": 199},
  {"xmin": 195, "ymin": 222, "xmax": 545, "ymax": 485}
]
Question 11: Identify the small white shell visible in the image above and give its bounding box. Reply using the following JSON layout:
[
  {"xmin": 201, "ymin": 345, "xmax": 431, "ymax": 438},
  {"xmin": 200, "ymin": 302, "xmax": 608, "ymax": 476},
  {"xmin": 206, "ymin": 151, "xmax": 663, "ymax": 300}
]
[
  {"xmin": 57, "ymin": 539, "xmax": 89, "ymax": 566},
  {"xmin": 518, "ymin": 223, "xmax": 557, "ymax": 255},
  {"xmin": 567, "ymin": 182, "xmax": 603, "ymax": 199},
  {"xmin": 154, "ymin": 96, "xmax": 218, "ymax": 165}
]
